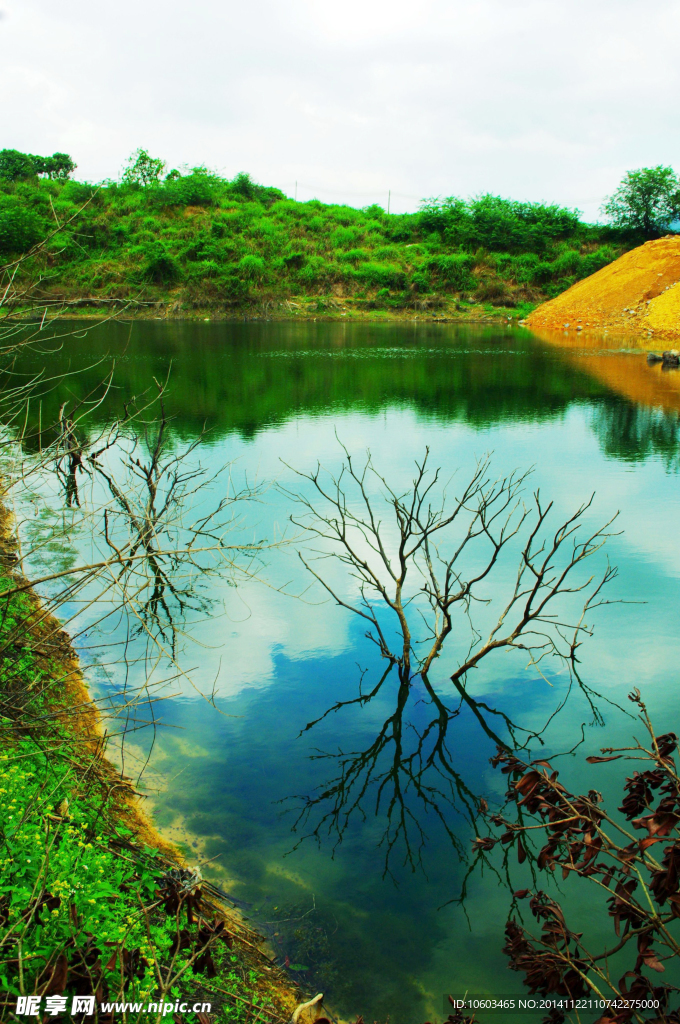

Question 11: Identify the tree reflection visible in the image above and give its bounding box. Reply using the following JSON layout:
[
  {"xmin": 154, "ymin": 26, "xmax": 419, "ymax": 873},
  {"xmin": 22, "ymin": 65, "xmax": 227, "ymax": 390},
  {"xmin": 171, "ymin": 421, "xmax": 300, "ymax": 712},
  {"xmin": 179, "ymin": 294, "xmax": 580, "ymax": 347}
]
[
  {"xmin": 285, "ymin": 445, "xmax": 620, "ymax": 874},
  {"xmin": 593, "ymin": 400, "xmax": 680, "ymax": 468}
]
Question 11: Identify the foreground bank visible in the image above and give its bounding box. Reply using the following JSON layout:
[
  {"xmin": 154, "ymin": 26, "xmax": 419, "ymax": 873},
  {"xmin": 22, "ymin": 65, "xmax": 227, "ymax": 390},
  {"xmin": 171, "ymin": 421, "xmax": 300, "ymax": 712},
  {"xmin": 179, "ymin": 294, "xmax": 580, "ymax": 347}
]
[{"xmin": 0, "ymin": 501, "xmax": 306, "ymax": 1024}]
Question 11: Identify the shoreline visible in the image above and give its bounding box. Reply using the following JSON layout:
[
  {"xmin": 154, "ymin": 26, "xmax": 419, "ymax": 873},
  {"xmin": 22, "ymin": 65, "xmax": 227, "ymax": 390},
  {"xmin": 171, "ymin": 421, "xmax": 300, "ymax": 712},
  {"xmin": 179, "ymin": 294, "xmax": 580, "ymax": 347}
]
[
  {"xmin": 6, "ymin": 296, "xmax": 526, "ymax": 326},
  {"xmin": 11, "ymin": 296, "xmax": 677, "ymax": 341},
  {"xmin": 0, "ymin": 494, "xmax": 309, "ymax": 1023}
]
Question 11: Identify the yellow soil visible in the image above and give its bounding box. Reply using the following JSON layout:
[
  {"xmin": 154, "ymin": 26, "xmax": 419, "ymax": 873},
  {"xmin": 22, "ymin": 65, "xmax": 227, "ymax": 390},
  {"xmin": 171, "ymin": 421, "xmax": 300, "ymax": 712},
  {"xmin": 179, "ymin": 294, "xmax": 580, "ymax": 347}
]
[
  {"xmin": 646, "ymin": 277, "xmax": 680, "ymax": 337},
  {"xmin": 527, "ymin": 236, "xmax": 680, "ymax": 340}
]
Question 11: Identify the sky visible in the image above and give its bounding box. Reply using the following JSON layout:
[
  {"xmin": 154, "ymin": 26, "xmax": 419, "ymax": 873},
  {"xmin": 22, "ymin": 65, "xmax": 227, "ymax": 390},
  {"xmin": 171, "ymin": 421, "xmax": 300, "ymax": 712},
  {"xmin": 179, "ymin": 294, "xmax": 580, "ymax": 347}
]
[{"xmin": 1, "ymin": 0, "xmax": 679, "ymax": 219}]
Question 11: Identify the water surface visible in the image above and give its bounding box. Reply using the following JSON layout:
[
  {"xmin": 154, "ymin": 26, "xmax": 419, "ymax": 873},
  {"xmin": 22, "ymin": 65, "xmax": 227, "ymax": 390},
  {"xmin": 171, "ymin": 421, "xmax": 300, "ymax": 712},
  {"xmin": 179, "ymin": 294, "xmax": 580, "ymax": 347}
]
[{"xmin": 9, "ymin": 321, "xmax": 680, "ymax": 1022}]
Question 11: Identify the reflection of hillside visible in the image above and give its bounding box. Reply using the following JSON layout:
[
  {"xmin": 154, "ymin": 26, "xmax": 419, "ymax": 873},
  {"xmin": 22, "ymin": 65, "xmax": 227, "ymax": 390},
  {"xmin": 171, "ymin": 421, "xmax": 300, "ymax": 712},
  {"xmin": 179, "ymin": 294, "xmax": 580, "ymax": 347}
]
[
  {"xmin": 530, "ymin": 328, "xmax": 680, "ymax": 416},
  {"xmin": 7, "ymin": 320, "xmax": 680, "ymax": 467},
  {"xmin": 7, "ymin": 321, "xmax": 609, "ymax": 446}
]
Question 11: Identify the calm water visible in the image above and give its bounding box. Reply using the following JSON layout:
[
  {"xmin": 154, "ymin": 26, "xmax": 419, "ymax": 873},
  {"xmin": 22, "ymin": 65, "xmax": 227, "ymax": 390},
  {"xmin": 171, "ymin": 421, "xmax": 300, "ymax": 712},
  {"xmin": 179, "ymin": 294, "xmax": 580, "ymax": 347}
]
[{"xmin": 8, "ymin": 321, "xmax": 680, "ymax": 1022}]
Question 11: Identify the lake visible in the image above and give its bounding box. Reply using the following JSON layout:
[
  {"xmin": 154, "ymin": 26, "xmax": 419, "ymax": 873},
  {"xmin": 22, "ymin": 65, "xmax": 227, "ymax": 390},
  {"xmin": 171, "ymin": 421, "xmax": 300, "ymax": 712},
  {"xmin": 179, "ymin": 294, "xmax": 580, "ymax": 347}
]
[{"xmin": 7, "ymin": 320, "xmax": 680, "ymax": 1022}]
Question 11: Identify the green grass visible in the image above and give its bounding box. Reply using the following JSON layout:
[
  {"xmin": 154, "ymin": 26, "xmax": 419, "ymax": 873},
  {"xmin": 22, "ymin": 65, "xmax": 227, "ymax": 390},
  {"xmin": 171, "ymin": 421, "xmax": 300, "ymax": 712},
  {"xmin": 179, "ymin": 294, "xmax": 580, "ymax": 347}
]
[
  {"xmin": 0, "ymin": 163, "xmax": 632, "ymax": 315},
  {"xmin": 0, "ymin": 571, "xmax": 291, "ymax": 1023},
  {"xmin": 0, "ymin": 743, "xmax": 164, "ymax": 1002}
]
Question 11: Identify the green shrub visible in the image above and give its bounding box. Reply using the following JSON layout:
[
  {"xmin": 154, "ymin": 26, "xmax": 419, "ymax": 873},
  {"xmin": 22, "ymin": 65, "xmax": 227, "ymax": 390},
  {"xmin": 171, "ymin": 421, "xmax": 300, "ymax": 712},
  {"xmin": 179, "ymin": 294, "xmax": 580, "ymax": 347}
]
[
  {"xmin": 355, "ymin": 262, "xmax": 406, "ymax": 289},
  {"xmin": 283, "ymin": 252, "xmax": 305, "ymax": 269},
  {"xmin": 581, "ymin": 245, "xmax": 618, "ymax": 276},
  {"xmin": 512, "ymin": 253, "xmax": 541, "ymax": 284},
  {"xmin": 552, "ymin": 249, "xmax": 581, "ymax": 276},
  {"xmin": 373, "ymin": 245, "xmax": 401, "ymax": 261},
  {"xmin": 60, "ymin": 180, "xmax": 96, "ymax": 205},
  {"xmin": 331, "ymin": 226, "xmax": 362, "ymax": 248},
  {"xmin": 328, "ymin": 206, "xmax": 361, "ymax": 226},
  {"xmin": 427, "ymin": 253, "xmax": 475, "ymax": 290},
  {"xmin": 213, "ymin": 272, "xmax": 248, "ymax": 299},
  {"xmin": 254, "ymin": 218, "xmax": 278, "ymax": 238},
  {"xmin": 420, "ymin": 194, "xmax": 581, "ymax": 254},
  {"xmin": 533, "ymin": 261, "xmax": 555, "ymax": 285},
  {"xmin": 0, "ymin": 196, "xmax": 44, "ymax": 254},
  {"xmin": 238, "ymin": 254, "xmax": 265, "ymax": 280},
  {"xmin": 474, "ymin": 275, "xmax": 516, "ymax": 306},
  {"xmin": 228, "ymin": 172, "xmax": 284, "ymax": 207},
  {"xmin": 148, "ymin": 170, "xmax": 219, "ymax": 208},
  {"xmin": 410, "ymin": 272, "xmax": 431, "ymax": 293},
  {"xmin": 186, "ymin": 259, "xmax": 220, "ymax": 280},
  {"xmin": 139, "ymin": 241, "xmax": 181, "ymax": 283},
  {"xmin": 337, "ymin": 248, "xmax": 369, "ymax": 264},
  {"xmin": 298, "ymin": 255, "xmax": 328, "ymax": 285}
]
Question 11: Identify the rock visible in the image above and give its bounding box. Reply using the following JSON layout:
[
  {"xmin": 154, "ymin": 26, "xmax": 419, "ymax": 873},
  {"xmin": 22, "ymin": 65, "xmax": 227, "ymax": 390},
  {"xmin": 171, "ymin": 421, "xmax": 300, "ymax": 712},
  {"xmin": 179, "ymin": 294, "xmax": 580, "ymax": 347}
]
[
  {"xmin": 289, "ymin": 993, "xmax": 327, "ymax": 1024},
  {"xmin": 647, "ymin": 351, "xmax": 679, "ymax": 366}
]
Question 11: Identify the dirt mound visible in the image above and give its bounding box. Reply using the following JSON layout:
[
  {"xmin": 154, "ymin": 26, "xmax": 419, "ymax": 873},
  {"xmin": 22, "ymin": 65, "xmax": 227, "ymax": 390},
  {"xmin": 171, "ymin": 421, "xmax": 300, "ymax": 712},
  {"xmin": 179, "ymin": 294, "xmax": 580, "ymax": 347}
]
[
  {"xmin": 526, "ymin": 236, "xmax": 680, "ymax": 339},
  {"xmin": 646, "ymin": 278, "xmax": 680, "ymax": 337}
]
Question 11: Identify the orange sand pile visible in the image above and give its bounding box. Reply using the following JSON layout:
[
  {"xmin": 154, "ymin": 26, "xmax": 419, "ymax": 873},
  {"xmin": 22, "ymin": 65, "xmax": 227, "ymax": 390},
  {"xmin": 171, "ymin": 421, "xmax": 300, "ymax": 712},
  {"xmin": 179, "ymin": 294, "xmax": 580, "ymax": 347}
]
[{"xmin": 526, "ymin": 236, "xmax": 680, "ymax": 341}]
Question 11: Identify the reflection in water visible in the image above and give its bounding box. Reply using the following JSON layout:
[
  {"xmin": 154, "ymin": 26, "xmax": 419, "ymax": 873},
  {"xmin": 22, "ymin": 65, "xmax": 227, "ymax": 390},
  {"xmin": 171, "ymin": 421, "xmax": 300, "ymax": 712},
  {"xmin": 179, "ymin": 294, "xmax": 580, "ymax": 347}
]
[
  {"xmin": 9, "ymin": 320, "xmax": 680, "ymax": 474},
  {"xmin": 4, "ymin": 321, "xmax": 614, "ymax": 441},
  {"xmin": 593, "ymin": 401, "xmax": 680, "ymax": 468},
  {"xmin": 532, "ymin": 326, "xmax": 680, "ymax": 416},
  {"xmin": 531, "ymin": 328, "xmax": 680, "ymax": 468},
  {"xmin": 283, "ymin": 447, "xmax": 617, "ymax": 875},
  {"xmin": 2, "ymin": 320, "xmax": 680, "ymax": 1022}
]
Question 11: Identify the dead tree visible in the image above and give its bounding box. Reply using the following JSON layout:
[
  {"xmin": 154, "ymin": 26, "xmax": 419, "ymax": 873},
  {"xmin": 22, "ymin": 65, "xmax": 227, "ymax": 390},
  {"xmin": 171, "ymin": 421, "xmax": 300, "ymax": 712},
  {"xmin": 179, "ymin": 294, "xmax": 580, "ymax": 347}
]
[{"xmin": 283, "ymin": 444, "xmax": 619, "ymax": 873}]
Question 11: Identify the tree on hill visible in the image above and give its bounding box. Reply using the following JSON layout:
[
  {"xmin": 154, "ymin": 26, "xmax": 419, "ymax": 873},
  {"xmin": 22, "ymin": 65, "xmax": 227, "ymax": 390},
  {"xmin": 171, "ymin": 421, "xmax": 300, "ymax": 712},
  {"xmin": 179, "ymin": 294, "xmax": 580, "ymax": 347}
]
[
  {"xmin": 602, "ymin": 165, "xmax": 680, "ymax": 238},
  {"xmin": 0, "ymin": 149, "xmax": 75, "ymax": 181},
  {"xmin": 122, "ymin": 148, "xmax": 166, "ymax": 186},
  {"xmin": 34, "ymin": 152, "xmax": 76, "ymax": 179},
  {"xmin": 0, "ymin": 149, "xmax": 36, "ymax": 181}
]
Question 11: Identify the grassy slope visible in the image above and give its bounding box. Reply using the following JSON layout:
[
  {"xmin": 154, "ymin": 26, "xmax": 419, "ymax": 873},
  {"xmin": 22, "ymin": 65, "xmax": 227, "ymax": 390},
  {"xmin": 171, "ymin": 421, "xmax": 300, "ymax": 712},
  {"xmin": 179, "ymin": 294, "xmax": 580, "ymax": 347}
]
[
  {"xmin": 0, "ymin": 170, "xmax": 629, "ymax": 320},
  {"xmin": 0, "ymin": 514, "xmax": 299, "ymax": 1023}
]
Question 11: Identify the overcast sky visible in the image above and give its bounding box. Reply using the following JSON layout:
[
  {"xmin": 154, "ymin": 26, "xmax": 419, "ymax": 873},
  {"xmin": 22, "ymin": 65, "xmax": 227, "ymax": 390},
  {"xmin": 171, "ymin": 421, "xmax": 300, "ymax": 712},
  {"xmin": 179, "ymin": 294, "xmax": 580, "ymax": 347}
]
[{"xmin": 1, "ymin": 0, "xmax": 679, "ymax": 218}]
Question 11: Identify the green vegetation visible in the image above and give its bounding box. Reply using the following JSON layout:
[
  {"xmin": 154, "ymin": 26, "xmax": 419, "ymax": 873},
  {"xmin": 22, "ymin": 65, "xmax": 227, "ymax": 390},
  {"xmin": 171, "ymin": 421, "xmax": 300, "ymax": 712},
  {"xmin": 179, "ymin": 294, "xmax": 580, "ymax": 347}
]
[
  {"xmin": 0, "ymin": 148, "xmax": 630, "ymax": 317},
  {"xmin": 601, "ymin": 164, "xmax": 680, "ymax": 239},
  {"xmin": 0, "ymin": 149, "xmax": 76, "ymax": 182},
  {"xmin": 5, "ymin": 320, "xmax": 612, "ymax": 441},
  {"xmin": 0, "ymin": 570, "xmax": 293, "ymax": 1022}
]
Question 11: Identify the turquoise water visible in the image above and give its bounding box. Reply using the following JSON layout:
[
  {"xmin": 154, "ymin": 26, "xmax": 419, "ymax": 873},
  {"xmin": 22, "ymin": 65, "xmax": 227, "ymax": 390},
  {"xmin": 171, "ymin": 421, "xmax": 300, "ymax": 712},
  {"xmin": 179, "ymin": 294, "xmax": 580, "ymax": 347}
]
[{"xmin": 9, "ymin": 321, "xmax": 680, "ymax": 1022}]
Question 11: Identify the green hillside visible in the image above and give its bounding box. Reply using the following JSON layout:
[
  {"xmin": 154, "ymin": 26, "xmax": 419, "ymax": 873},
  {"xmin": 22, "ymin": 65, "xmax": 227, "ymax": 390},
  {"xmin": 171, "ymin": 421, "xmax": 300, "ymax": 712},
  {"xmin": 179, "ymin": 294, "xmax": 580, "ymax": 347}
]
[{"xmin": 0, "ymin": 148, "xmax": 625, "ymax": 319}]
